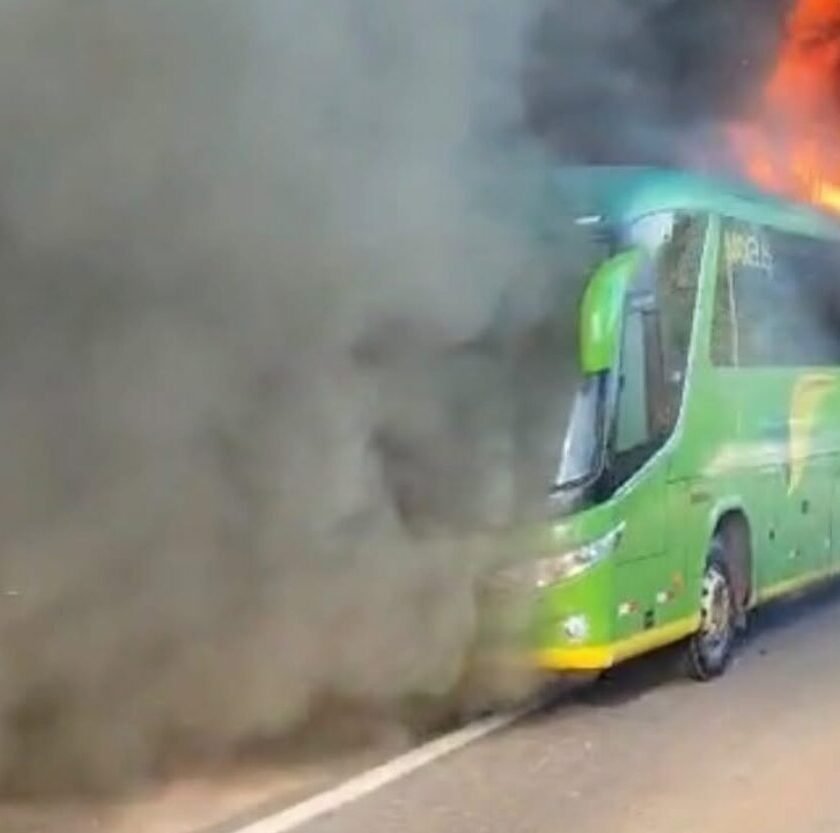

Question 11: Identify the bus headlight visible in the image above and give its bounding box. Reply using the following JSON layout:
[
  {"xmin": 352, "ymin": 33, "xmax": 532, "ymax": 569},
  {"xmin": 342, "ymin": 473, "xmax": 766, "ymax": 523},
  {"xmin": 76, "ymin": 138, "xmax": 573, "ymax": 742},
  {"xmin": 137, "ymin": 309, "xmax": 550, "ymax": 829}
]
[{"xmin": 534, "ymin": 523, "xmax": 625, "ymax": 588}]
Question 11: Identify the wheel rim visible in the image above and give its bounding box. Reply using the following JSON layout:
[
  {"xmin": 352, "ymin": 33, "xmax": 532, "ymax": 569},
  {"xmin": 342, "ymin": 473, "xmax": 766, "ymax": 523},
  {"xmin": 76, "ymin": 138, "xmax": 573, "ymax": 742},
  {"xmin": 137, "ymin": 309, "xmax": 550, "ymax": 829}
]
[{"xmin": 698, "ymin": 565, "xmax": 733, "ymax": 664}]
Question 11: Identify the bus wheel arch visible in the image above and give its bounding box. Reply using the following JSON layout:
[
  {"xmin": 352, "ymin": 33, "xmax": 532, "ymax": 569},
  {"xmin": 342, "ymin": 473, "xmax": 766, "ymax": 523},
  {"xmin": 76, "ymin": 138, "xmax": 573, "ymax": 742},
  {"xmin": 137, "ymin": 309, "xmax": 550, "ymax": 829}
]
[
  {"xmin": 685, "ymin": 512, "xmax": 752, "ymax": 680},
  {"xmin": 712, "ymin": 510, "xmax": 753, "ymax": 617}
]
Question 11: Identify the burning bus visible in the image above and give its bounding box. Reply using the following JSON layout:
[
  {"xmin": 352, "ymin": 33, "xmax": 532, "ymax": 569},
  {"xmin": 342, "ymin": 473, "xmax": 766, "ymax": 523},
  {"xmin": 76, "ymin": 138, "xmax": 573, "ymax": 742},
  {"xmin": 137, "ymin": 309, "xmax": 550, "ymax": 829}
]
[{"xmin": 481, "ymin": 165, "xmax": 840, "ymax": 680}]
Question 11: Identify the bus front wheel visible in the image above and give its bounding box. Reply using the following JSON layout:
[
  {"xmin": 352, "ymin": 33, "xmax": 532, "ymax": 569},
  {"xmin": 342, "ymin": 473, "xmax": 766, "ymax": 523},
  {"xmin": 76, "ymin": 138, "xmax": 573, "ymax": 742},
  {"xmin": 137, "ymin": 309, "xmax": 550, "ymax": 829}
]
[{"xmin": 686, "ymin": 539, "xmax": 737, "ymax": 681}]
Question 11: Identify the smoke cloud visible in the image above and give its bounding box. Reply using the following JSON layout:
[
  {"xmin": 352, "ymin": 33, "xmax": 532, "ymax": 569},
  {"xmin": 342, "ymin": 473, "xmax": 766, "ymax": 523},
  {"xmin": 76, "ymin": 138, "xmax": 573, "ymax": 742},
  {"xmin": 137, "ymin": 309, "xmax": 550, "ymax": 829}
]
[
  {"xmin": 526, "ymin": 0, "xmax": 791, "ymax": 168},
  {"xmin": 0, "ymin": 0, "xmax": 793, "ymax": 796},
  {"xmin": 0, "ymin": 0, "xmax": 599, "ymax": 794}
]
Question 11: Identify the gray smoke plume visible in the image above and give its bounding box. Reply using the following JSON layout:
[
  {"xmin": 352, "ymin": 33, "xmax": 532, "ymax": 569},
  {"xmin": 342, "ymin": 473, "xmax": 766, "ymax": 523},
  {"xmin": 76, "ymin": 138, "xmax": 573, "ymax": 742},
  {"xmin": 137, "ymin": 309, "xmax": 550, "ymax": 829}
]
[{"xmin": 0, "ymin": 0, "xmax": 598, "ymax": 794}]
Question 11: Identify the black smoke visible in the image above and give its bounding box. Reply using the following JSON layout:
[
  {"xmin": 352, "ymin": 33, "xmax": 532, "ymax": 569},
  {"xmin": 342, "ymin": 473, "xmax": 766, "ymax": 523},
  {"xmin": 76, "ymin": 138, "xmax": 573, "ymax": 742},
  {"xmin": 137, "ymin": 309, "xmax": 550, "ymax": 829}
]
[{"xmin": 527, "ymin": 0, "xmax": 792, "ymax": 166}]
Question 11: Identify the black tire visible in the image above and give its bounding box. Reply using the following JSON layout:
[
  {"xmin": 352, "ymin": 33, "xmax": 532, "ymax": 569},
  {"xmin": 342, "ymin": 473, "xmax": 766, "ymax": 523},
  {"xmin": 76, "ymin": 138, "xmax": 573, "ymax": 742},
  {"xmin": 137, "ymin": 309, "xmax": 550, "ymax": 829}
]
[{"xmin": 686, "ymin": 537, "xmax": 737, "ymax": 681}]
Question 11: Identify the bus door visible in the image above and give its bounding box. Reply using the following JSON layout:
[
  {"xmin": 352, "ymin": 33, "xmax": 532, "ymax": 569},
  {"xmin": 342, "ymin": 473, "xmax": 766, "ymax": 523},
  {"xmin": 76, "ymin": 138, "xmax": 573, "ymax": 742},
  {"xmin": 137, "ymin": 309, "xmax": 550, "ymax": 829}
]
[
  {"xmin": 608, "ymin": 291, "xmax": 668, "ymax": 641},
  {"xmin": 607, "ymin": 212, "xmax": 707, "ymax": 636}
]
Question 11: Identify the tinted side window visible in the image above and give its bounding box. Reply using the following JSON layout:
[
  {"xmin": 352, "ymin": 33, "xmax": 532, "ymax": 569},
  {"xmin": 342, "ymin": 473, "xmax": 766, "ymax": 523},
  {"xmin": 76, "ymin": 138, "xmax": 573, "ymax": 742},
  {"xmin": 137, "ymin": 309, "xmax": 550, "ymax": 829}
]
[
  {"xmin": 712, "ymin": 220, "xmax": 840, "ymax": 367},
  {"xmin": 654, "ymin": 214, "xmax": 706, "ymax": 429},
  {"xmin": 771, "ymin": 233, "xmax": 840, "ymax": 365}
]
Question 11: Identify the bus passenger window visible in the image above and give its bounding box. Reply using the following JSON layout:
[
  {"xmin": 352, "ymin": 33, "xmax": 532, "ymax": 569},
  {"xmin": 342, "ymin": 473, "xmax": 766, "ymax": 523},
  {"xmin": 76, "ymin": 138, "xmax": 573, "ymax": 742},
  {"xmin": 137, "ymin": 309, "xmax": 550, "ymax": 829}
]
[
  {"xmin": 768, "ymin": 234, "xmax": 840, "ymax": 365},
  {"xmin": 715, "ymin": 219, "xmax": 840, "ymax": 367}
]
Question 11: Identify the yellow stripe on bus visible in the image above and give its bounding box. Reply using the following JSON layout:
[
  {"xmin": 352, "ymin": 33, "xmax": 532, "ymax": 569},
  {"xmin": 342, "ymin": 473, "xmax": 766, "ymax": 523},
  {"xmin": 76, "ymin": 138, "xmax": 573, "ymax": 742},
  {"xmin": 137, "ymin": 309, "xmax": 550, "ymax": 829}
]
[
  {"xmin": 755, "ymin": 565, "xmax": 840, "ymax": 605},
  {"xmin": 535, "ymin": 614, "xmax": 702, "ymax": 672}
]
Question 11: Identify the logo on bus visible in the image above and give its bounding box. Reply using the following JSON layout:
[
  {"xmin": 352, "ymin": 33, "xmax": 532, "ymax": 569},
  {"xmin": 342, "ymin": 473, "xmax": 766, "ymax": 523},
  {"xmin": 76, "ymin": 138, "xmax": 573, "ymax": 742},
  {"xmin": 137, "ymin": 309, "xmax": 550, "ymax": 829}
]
[{"xmin": 723, "ymin": 230, "xmax": 774, "ymax": 272}]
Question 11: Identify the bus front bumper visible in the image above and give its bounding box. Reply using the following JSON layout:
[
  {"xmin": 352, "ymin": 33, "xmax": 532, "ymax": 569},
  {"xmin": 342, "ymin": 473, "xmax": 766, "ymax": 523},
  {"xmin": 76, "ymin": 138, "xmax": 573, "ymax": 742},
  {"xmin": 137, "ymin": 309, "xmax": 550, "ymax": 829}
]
[{"xmin": 534, "ymin": 614, "xmax": 701, "ymax": 672}]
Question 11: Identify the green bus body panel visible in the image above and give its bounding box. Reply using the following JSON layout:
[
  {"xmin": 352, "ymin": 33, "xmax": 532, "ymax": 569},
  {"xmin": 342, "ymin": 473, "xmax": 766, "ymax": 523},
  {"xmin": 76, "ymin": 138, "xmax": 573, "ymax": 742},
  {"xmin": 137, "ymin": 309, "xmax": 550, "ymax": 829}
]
[
  {"xmin": 483, "ymin": 167, "xmax": 840, "ymax": 674},
  {"xmin": 579, "ymin": 250, "xmax": 641, "ymax": 373}
]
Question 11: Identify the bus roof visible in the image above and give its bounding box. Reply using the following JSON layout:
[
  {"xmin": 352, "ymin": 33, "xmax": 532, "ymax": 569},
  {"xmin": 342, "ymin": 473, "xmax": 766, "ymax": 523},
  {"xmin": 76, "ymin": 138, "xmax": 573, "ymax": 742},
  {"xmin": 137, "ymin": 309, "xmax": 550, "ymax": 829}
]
[{"xmin": 551, "ymin": 166, "xmax": 840, "ymax": 241}]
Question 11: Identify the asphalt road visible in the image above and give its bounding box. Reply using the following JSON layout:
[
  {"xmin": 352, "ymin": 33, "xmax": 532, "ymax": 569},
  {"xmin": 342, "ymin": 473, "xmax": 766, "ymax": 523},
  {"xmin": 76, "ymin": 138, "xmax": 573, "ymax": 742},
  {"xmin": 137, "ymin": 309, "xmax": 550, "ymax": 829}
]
[
  {"xmin": 290, "ymin": 582, "xmax": 840, "ymax": 833},
  {"xmin": 5, "ymin": 582, "xmax": 840, "ymax": 833}
]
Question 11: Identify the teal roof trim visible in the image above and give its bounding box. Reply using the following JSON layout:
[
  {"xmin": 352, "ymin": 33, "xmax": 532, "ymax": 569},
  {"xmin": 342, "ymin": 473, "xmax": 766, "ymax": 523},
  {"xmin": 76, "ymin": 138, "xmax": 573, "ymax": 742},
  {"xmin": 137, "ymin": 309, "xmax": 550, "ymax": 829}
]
[{"xmin": 550, "ymin": 166, "xmax": 840, "ymax": 241}]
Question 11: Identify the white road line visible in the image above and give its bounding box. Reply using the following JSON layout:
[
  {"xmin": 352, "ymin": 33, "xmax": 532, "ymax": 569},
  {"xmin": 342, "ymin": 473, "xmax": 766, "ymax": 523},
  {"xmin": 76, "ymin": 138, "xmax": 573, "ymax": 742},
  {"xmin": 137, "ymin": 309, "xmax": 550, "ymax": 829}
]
[{"xmin": 228, "ymin": 708, "xmax": 527, "ymax": 833}]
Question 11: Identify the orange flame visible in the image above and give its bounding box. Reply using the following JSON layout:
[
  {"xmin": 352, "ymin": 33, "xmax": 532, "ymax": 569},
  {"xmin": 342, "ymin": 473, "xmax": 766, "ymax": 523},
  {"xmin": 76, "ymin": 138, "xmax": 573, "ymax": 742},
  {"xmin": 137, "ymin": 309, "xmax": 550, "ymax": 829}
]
[{"xmin": 731, "ymin": 0, "xmax": 840, "ymax": 213}]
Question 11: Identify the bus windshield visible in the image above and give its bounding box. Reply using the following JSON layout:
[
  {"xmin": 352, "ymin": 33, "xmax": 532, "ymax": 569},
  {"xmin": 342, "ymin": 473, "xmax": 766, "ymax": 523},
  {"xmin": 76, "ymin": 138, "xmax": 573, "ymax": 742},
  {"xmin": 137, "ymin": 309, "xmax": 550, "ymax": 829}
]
[{"xmin": 553, "ymin": 372, "xmax": 609, "ymax": 490}]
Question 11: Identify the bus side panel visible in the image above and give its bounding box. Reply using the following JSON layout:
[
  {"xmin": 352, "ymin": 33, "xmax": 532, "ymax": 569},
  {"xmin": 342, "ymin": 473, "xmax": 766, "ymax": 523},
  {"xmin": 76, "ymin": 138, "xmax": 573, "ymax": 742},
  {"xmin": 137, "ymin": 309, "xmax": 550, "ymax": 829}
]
[
  {"xmin": 732, "ymin": 370, "xmax": 793, "ymax": 596},
  {"xmin": 744, "ymin": 466, "xmax": 786, "ymax": 599},
  {"xmin": 780, "ymin": 453, "xmax": 832, "ymax": 580},
  {"xmin": 671, "ymin": 363, "xmax": 786, "ymax": 605},
  {"xmin": 738, "ymin": 371, "xmax": 840, "ymax": 600},
  {"xmin": 664, "ymin": 478, "xmax": 711, "ymax": 623}
]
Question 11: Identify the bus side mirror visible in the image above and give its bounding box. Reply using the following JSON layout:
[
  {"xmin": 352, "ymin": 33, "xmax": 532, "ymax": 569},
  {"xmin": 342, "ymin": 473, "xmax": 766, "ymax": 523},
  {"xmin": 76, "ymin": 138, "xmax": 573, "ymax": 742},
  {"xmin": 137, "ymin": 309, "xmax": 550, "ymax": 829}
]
[{"xmin": 580, "ymin": 250, "xmax": 642, "ymax": 374}]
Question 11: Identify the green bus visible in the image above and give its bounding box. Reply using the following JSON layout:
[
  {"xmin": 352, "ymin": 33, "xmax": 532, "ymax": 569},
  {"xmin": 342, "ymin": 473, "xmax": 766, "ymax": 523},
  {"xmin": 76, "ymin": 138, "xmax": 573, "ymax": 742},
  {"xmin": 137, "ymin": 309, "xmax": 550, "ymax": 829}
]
[{"xmin": 485, "ymin": 166, "xmax": 840, "ymax": 680}]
